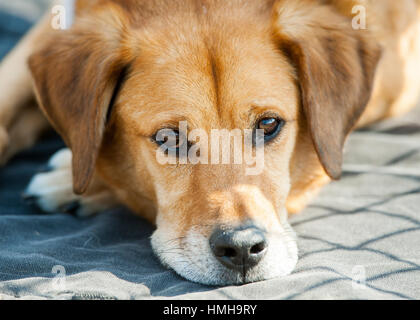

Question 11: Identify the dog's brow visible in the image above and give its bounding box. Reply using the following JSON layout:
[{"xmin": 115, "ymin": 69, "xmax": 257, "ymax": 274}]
[
  {"xmin": 248, "ymin": 99, "xmax": 290, "ymax": 120},
  {"xmin": 250, "ymin": 98, "xmax": 284, "ymax": 108}
]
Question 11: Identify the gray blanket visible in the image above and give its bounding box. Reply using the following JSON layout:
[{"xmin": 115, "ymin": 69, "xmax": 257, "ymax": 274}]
[{"xmin": 0, "ymin": 1, "xmax": 419, "ymax": 300}]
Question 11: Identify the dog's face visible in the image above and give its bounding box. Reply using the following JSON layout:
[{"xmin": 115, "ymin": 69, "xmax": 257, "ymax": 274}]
[
  {"xmin": 99, "ymin": 20, "xmax": 301, "ymax": 284},
  {"xmin": 29, "ymin": 0, "xmax": 381, "ymax": 285}
]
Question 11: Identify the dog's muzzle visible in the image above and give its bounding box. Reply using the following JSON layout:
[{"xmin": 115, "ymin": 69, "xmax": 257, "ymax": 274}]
[{"xmin": 151, "ymin": 216, "xmax": 298, "ymax": 285}]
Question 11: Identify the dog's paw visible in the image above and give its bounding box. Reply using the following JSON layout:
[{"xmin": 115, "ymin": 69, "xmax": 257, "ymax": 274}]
[{"xmin": 24, "ymin": 148, "xmax": 117, "ymax": 217}]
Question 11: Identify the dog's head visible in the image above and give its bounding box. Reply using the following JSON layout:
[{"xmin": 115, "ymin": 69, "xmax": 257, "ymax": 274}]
[{"xmin": 29, "ymin": 0, "xmax": 380, "ymax": 285}]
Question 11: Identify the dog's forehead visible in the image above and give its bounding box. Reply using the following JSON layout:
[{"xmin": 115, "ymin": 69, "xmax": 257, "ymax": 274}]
[{"xmin": 120, "ymin": 16, "xmax": 298, "ymax": 131}]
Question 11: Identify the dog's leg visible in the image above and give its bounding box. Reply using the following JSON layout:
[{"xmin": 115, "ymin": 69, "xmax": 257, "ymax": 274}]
[
  {"xmin": 0, "ymin": 14, "xmax": 51, "ymax": 160},
  {"xmin": 0, "ymin": 102, "xmax": 49, "ymax": 165},
  {"xmin": 24, "ymin": 149, "xmax": 120, "ymax": 217}
]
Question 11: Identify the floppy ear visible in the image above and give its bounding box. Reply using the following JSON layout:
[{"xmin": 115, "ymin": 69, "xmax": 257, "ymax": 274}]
[
  {"xmin": 29, "ymin": 9, "xmax": 131, "ymax": 194},
  {"xmin": 272, "ymin": 0, "xmax": 381, "ymax": 179}
]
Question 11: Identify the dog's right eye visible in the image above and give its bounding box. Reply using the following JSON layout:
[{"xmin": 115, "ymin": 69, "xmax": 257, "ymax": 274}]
[{"xmin": 255, "ymin": 117, "xmax": 286, "ymax": 144}]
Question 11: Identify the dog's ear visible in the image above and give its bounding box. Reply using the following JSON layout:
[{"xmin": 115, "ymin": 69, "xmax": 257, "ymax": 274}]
[
  {"xmin": 29, "ymin": 8, "xmax": 131, "ymax": 194},
  {"xmin": 272, "ymin": 0, "xmax": 381, "ymax": 179}
]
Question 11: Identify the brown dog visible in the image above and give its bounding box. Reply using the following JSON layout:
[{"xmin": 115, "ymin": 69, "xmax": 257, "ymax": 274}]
[{"xmin": 0, "ymin": 0, "xmax": 419, "ymax": 285}]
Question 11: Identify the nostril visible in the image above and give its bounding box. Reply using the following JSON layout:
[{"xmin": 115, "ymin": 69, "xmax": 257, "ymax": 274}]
[
  {"xmin": 224, "ymin": 247, "xmax": 237, "ymax": 258},
  {"xmin": 250, "ymin": 241, "xmax": 266, "ymax": 255}
]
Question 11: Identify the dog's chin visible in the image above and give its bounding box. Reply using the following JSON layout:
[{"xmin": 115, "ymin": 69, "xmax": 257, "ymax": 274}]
[{"xmin": 151, "ymin": 224, "xmax": 298, "ymax": 286}]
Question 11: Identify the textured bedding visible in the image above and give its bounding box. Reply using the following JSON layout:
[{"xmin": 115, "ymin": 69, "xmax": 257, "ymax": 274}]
[{"xmin": 0, "ymin": 1, "xmax": 419, "ymax": 300}]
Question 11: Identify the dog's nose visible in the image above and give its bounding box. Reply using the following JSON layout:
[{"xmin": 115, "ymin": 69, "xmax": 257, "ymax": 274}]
[{"xmin": 210, "ymin": 226, "xmax": 267, "ymax": 272}]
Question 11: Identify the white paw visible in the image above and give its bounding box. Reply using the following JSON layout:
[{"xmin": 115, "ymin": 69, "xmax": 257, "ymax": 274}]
[{"xmin": 24, "ymin": 148, "xmax": 116, "ymax": 217}]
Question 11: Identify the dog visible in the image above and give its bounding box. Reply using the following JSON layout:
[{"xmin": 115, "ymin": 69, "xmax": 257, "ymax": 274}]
[{"xmin": 0, "ymin": 0, "xmax": 419, "ymax": 285}]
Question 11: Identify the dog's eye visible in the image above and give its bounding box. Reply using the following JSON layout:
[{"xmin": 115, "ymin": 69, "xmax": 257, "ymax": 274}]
[
  {"xmin": 153, "ymin": 128, "xmax": 189, "ymax": 155},
  {"xmin": 256, "ymin": 117, "xmax": 285, "ymax": 142},
  {"xmin": 155, "ymin": 129, "xmax": 181, "ymax": 147}
]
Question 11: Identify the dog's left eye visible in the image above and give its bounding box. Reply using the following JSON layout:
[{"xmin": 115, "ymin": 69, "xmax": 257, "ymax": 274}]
[
  {"xmin": 256, "ymin": 117, "xmax": 285, "ymax": 142},
  {"xmin": 154, "ymin": 129, "xmax": 181, "ymax": 147},
  {"xmin": 153, "ymin": 128, "xmax": 189, "ymax": 155}
]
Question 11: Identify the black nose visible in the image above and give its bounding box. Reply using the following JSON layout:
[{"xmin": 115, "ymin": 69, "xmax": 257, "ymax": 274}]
[{"xmin": 210, "ymin": 226, "xmax": 267, "ymax": 272}]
